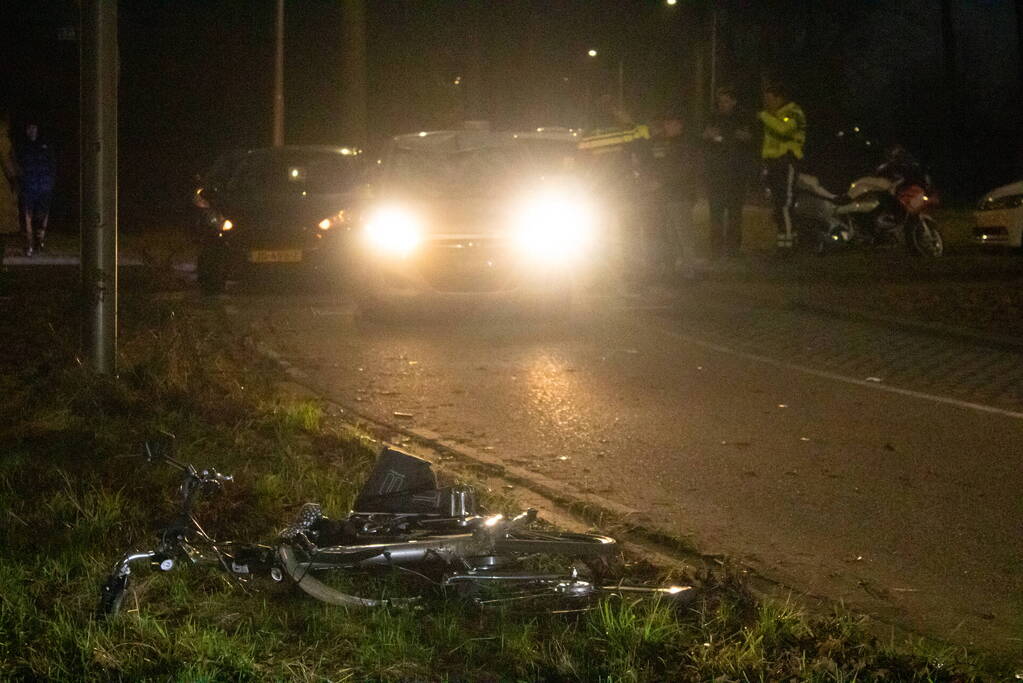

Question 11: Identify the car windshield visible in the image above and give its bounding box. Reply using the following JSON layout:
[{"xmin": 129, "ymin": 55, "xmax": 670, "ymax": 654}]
[
  {"xmin": 385, "ymin": 142, "xmax": 577, "ymax": 198},
  {"xmin": 224, "ymin": 150, "xmax": 358, "ymax": 196}
]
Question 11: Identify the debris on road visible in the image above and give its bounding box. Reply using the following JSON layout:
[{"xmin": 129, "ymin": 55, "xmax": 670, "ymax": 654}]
[{"xmin": 393, "ymin": 411, "xmax": 414, "ymax": 419}]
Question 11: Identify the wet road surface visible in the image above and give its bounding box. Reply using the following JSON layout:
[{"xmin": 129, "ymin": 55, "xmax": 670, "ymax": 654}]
[{"xmin": 224, "ymin": 286, "xmax": 1023, "ymax": 655}]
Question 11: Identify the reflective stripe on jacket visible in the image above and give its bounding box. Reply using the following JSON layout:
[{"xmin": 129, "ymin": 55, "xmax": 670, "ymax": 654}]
[
  {"xmin": 758, "ymin": 102, "xmax": 805, "ymax": 160},
  {"xmin": 578, "ymin": 125, "xmax": 650, "ymax": 152}
]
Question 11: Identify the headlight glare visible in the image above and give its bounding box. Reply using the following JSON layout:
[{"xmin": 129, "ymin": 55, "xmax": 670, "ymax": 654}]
[
  {"xmin": 364, "ymin": 207, "xmax": 423, "ymax": 257},
  {"xmin": 512, "ymin": 194, "xmax": 596, "ymax": 264}
]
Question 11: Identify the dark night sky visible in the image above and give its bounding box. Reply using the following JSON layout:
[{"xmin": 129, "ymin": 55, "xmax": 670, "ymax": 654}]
[{"xmin": 1, "ymin": 0, "xmax": 1021, "ymax": 227}]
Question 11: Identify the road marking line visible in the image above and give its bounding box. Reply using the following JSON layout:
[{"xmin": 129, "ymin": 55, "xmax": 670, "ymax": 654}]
[{"xmin": 655, "ymin": 326, "xmax": 1023, "ymax": 421}]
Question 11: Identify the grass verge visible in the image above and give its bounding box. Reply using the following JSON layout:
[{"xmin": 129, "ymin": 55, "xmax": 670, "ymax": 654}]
[{"xmin": 0, "ymin": 270, "xmax": 1014, "ymax": 681}]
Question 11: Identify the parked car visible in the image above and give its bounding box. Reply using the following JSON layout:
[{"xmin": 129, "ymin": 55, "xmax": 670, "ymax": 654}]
[
  {"xmin": 192, "ymin": 145, "xmax": 365, "ymax": 294},
  {"xmin": 353, "ymin": 128, "xmax": 598, "ymax": 315},
  {"xmin": 973, "ymin": 180, "xmax": 1023, "ymax": 248}
]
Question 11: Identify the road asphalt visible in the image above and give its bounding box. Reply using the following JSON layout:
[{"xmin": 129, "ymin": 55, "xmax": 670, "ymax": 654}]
[{"xmin": 214, "ymin": 282, "xmax": 1023, "ymax": 657}]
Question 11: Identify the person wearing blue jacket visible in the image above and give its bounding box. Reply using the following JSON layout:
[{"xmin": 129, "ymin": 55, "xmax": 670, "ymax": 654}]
[{"xmin": 15, "ymin": 121, "xmax": 56, "ymax": 256}]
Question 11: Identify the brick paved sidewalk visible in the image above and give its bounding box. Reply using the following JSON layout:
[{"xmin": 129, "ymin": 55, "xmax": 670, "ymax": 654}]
[
  {"xmin": 644, "ymin": 282, "xmax": 1023, "ymax": 414},
  {"xmin": 684, "ymin": 251, "xmax": 1023, "ymax": 342}
]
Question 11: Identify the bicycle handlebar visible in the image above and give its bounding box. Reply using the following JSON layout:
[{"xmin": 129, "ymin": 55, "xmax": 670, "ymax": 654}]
[{"xmin": 141, "ymin": 436, "xmax": 233, "ymax": 487}]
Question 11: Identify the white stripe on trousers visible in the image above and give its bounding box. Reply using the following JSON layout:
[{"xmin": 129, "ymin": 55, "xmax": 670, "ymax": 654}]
[{"xmin": 778, "ymin": 161, "xmax": 795, "ymax": 248}]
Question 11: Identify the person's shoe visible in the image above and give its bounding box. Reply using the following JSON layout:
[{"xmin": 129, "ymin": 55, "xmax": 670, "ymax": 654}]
[
  {"xmin": 35, "ymin": 236, "xmax": 45, "ymax": 252},
  {"xmin": 23, "ymin": 246, "xmax": 34, "ymax": 257}
]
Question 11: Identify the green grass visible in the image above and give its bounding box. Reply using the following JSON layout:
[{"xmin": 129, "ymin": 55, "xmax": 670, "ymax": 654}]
[{"xmin": 0, "ymin": 276, "xmax": 1014, "ymax": 681}]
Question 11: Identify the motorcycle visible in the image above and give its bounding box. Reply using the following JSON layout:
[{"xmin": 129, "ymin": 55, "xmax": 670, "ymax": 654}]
[{"xmin": 793, "ymin": 159, "xmax": 944, "ymax": 257}]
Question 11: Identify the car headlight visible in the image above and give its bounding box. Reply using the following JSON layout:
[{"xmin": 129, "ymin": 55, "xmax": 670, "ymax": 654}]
[
  {"xmin": 363, "ymin": 206, "xmax": 423, "ymax": 257},
  {"xmin": 978, "ymin": 194, "xmax": 1023, "ymax": 211},
  {"xmin": 201, "ymin": 211, "xmax": 233, "ymax": 232},
  {"xmin": 317, "ymin": 210, "xmax": 347, "ymax": 231},
  {"xmin": 511, "ymin": 193, "xmax": 596, "ymax": 264}
]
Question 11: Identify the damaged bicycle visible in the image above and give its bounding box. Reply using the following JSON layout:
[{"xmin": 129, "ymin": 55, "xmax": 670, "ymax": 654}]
[{"xmin": 98, "ymin": 439, "xmax": 692, "ymax": 616}]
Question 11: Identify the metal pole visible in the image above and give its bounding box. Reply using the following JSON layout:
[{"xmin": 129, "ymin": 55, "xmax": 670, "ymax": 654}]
[
  {"xmin": 340, "ymin": 0, "xmax": 368, "ymax": 147},
  {"xmin": 273, "ymin": 0, "xmax": 285, "ymax": 147},
  {"xmin": 617, "ymin": 58, "xmax": 624, "ymax": 111},
  {"xmin": 940, "ymin": 0, "xmax": 958, "ymax": 199},
  {"xmin": 80, "ymin": 0, "xmax": 118, "ymax": 375},
  {"xmin": 709, "ymin": 8, "xmax": 717, "ymax": 112}
]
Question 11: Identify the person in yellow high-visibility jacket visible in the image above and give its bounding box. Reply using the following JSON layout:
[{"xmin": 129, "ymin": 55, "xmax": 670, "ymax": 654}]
[{"xmin": 758, "ymin": 84, "xmax": 805, "ymax": 250}]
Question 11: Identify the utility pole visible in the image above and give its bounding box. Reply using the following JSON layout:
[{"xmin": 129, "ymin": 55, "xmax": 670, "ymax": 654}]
[
  {"xmin": 940, "ymin": 0, "xmax": 959, "ymax": 199},
  {"xmin": 709, "ymin": 7, "xmax": 718, "ymax": 113},
  {"xmin": 463, "ymin": 1, "xmax": 484, "ymax": 121},
  {"xmin": 340, "ymin": 0, "xmax": 367, "ymax": 147},
  {"xmin": 80, "ymin": 0, "xmax": 118, "ymax": 375},
  {"xmin": 273, "ymin": 0, "xmax": 285, "ymax": 147},
  {"xmin": 1017, "ymin": 0, "xmax": 1023, "ymax": 97}
]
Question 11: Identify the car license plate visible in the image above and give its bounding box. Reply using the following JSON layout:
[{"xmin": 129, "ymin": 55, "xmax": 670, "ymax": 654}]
[{"xmin": 248, "ymin": 249, "xmax": 303, "ymax": 263}]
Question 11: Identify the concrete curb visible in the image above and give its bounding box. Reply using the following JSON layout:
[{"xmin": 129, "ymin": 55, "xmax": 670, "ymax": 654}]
[{"xmin": 2, "ymin": 252, "xmax": 145, "ymax": 267}]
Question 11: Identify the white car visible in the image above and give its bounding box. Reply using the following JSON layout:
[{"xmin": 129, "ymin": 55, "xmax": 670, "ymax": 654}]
[{"xmin": 974, "ymin": 180, "xmax": 1023, "ymax": 247}]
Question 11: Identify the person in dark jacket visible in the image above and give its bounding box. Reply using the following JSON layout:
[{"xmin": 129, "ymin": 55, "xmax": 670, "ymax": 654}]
[
  {"xmin": 702, "ymin": 86, "xmax": 754, "ymax": 258},
  {"xmin": 650, "ymin": 113, "xmax": 701, "ymax": 277},
  {"xmin": 15, "ymin": 121, "xmax": 56, "ymax": 256}
]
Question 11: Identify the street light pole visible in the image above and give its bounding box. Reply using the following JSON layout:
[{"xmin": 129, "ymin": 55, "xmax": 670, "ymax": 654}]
[
  {"xmin": 272, "ymin": 0, "xmax": 284, "ymax": 147},
  {"xmin": 80, "ymin": 0, "xmax": 118, "ymax": 375},
  {"xmin": 709, "ymin": 7, "xmax": 718, "ymax": 111},
  {"xmin": 340, "ymin": 0, "xmax": 368, "ymax": 147},
  {"xmin": 617, "ymin": 57, "xmax": 624, "ymax": 111}
]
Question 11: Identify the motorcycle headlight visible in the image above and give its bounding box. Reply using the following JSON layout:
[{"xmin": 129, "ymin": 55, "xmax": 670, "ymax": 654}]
[
  {"xmin": 363, "ymin": 206, "xmax": 423, "ymax": 257},
  {"xmin": 511, "ymin": 193, "xmax": 596, "ymax": 265}
]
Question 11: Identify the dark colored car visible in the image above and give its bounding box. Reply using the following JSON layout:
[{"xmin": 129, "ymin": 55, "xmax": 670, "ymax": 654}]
[{"xmin": 192, "ymin": 145, "xmax": 364, "ymax": 294}]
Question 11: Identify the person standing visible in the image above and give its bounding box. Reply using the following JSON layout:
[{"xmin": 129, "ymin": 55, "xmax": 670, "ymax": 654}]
[
  {"xmin": 0, "ymin": 113, "xmax": 19, "ymax": 267},
  {"xmin": 758, "ymin": 84, "xmax": 805, "ymax": 251},
  {"xmin": 14, "ymin": 121, "xmax": 56, "ymax": 256},
  {"xmin": 650, "ymin": 113, "xmax": 701, "ymax": 278},
  {"xmin": 702, "ymin": 86, "xmax": 754, "ymax": 258}
]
